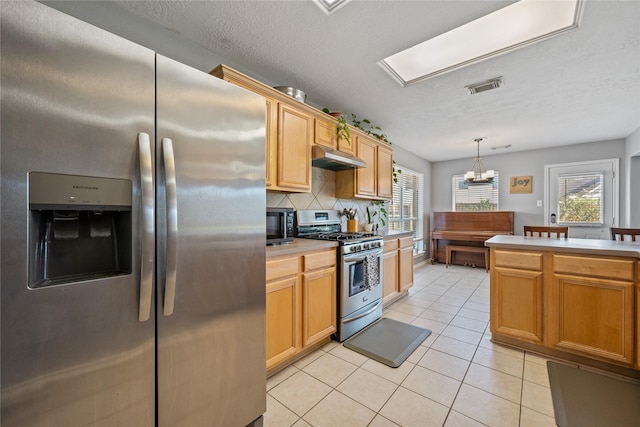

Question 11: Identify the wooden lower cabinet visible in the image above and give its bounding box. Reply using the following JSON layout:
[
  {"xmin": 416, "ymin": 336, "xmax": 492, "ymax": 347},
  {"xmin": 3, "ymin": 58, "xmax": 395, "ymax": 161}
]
[
  {"xmin": 490, "ymin": 249, "xmax": 544, "ymax": 344},
  {"xmin": 491, "ymin": 266, "xmax": 544, "ymax": 344},
  {"xmin": 266, "ymin": 275, "xmax": 299, "ymax": 370},
  {"xmin": 490, "ymin": 248, "xmax": 639, "ymax": 370},
  {"xmin": 383, "ymin": 249, "xmax": 399, "ymax": 300},
  {"xmin": 551, "ymin": 254, "xmax": 635, "ymax": 365},
  {"xmin": 266, "ymin": 249, "xmax": 336, "ymax": 373},
  {"xmin": 266, "ymin": 257, "xmax": 300, "ymax": 370},
  {"xmin": 398, "ymin": 237, "xmax": 414, "ymax": 292},
  {"xmin": 302, "ymin": 267, "xmax": 336, "ymax": 347},
  {"xmin": 382, "ymin": 235, "xmax": 413, "ymax": 305}
]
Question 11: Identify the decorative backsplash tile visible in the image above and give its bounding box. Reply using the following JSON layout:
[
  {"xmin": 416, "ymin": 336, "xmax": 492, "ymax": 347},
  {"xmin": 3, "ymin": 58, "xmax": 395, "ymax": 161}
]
[{"xmin": 267, "ymin": 167, "xmax": 388, "ymax": 232}]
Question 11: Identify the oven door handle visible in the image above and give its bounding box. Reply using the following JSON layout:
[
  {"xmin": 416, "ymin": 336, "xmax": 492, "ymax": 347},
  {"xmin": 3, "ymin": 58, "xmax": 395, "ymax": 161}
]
[
  {"xmin": 344, "ymin": 248, "xmax": 383, "ymax": 263},
  {"xmin": 342, "ymin": 300, "xmax": 383, "ymax": 324}
]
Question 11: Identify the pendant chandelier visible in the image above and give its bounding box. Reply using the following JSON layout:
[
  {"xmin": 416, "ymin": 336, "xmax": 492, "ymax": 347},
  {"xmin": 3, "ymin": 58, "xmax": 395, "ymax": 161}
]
[{"xmin": 464, "ymin": 138, "xmax": 495, "ymax": 184}]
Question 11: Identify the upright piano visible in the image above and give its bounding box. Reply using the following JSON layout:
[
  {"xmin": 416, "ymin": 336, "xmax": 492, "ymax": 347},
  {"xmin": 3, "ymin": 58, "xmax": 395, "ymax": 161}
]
[{"xmin": 430, "ymin": 211, "xmax": 514, "ymax": 268}]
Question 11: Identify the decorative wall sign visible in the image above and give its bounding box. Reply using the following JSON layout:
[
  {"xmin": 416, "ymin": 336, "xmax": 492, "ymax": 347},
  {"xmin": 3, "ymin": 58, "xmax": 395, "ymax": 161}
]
[{"xmin": 510, "ymin": 176, "xmax": 532, "ymax": 193}]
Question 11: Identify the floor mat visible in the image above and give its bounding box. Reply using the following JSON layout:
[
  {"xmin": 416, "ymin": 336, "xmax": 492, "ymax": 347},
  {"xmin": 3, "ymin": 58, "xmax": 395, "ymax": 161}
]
[
  {"xmin": 343, "ymin": 318, "xmax": 431, "ymax": 368},
  {"xmin": 547, "ymin": 361, "xmax": 640, "ymax": 427}
]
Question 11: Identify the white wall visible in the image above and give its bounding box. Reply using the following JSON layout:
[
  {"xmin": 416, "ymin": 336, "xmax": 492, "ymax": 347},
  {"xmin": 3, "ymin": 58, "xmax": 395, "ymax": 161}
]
[
  {"xmin": 431, "ymin": 139, "xmax": 627, "ymax": 236},
  {"xmin": 625, "ymin": 127, "xmax": 640, "ymax": 227}
]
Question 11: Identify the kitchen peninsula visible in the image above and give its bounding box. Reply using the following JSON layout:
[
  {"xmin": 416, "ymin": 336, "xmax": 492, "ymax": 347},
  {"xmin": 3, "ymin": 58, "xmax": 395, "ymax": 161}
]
[{"xmin": 486, "ymin": 235, "xmax": 640, "ymax": 378}]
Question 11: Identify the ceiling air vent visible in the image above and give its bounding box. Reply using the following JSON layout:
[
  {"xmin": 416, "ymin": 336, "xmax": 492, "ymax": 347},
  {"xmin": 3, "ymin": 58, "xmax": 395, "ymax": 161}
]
[{"xmin": 465, "ymin": 77, "xmax": 503, "ymax": 95}]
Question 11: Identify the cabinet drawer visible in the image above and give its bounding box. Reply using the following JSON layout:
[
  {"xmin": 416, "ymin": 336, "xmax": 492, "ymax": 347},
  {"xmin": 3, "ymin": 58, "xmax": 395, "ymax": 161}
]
[
  {"xmin": 494, "ymin": 250, "xmax": 543, "ymax": 271},
  {"xmin": 553, "ymin": 255, "xmax": 634, "ymax": 281},
  {"xmin": 266, "ymin": 257, "xmax": 298, "ymax": 281},
  {"xmin": 384, "ymin": 239, "xmax": 398, "ymax": 253},
  {"xmin": 399, "ymin": 236, "xmax": 413, "ymax": 249},
  {"xmin": 303, "ymin": 250, "xmax": 336, "ymax": 271}
]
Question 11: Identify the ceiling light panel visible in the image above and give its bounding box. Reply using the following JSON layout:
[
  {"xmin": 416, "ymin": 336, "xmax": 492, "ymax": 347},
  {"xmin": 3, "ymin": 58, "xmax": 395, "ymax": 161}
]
[
  {"xmin": 312, "ymin": 0, "xmax": 351, "ymax": 16},
  {"xmin": 379, "ymin": 0, "xmax": 583, "ymax": 87}
]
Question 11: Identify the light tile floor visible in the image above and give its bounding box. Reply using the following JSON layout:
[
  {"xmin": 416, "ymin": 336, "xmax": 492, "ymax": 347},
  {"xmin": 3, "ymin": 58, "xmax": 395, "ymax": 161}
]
[{"xmin": 265, "ymin": 263, "xmax": 557, "ymax": 427}]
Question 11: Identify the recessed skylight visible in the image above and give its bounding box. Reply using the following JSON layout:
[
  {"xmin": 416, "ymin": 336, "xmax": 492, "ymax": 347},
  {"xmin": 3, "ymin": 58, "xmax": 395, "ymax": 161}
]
[
  {"xmin": 379, "ymin": 0, "xmax": 584, "ymax": 87},
  {"xmin": 312, "ymin": 0, "xmax": 351, "ymax": 16}
]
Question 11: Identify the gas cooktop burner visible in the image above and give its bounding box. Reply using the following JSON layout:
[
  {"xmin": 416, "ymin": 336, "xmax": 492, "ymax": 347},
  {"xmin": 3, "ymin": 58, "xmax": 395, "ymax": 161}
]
[{"xmin": 308, "ymin": 232, "xmax": 375, "ymax": 241}]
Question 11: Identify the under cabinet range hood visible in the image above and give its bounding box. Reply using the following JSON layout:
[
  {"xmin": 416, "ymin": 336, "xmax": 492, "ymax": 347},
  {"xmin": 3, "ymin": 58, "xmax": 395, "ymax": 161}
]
[{"xmin": 312, "ymin": 145, "xmax": 367, "ymax": 171}]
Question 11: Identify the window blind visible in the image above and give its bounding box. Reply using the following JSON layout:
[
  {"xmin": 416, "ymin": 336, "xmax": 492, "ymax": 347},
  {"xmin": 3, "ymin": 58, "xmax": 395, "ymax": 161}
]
[
  {"xmin": 452, "ymin": 173, "xmax": 499, "ymax": 211},
  {"xmin": 557, "ymin": 172, "xmax": 603, "ymax": 225},
  {"xmin": 389, "ymin": 166, "xmax": 424, "ymax": 253}
]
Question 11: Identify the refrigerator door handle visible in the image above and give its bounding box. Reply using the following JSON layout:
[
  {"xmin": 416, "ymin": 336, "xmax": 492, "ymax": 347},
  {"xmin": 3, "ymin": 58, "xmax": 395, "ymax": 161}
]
[
  {"xmin": 138, "ymin": 132, "xmax": 154, "ymax": 322},
  {"xmin": 162, "ymin": 137, "xmax": 178, "ymax": 316}
]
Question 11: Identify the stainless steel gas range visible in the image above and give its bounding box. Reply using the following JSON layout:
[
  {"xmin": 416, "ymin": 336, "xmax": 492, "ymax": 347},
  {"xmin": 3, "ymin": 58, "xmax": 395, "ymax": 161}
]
[{"xmin": 296, "ymin": 210, "xmax": 383, "ymax": 341}]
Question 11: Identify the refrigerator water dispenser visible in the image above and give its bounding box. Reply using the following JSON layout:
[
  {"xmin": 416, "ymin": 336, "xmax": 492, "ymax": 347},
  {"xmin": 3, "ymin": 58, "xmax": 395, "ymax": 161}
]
[{"xmin": 28, "ymin": 172, "xmax": 133, "ymax": 288}]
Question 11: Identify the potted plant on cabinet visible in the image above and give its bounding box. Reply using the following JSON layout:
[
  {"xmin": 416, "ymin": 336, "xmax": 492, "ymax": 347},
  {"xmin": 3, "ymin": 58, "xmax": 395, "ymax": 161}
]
[{"xmin": 322, "ymin": 108, "xmax": 350, "ymax": 146}]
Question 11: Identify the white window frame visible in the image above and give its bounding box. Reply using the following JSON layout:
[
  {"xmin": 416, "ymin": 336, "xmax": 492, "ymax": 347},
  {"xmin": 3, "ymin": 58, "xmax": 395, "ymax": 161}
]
[
  {"xmin": 389, "ymin": 166, "xmax": 424, "ymax": 255},
  {"xmin": 452, "ymin": 173, "xmax": 500, "ymax": 211},
  {"xmin": 544, "ymin": 159, "xmax": 619, "ymax": 236}
]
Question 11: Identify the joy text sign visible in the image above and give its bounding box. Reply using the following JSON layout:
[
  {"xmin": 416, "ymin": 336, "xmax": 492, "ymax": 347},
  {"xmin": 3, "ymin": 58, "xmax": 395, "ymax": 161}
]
[{"xmin": 510, "ymin": 176, "xmax": 532, "ymax": 194}]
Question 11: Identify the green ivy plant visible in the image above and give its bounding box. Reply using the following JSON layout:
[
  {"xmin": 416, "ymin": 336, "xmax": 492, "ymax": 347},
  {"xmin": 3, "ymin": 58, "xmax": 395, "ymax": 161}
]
[
  {"xmin": 393, "ymin": 160, "xmax": 401, "ymax": 184},
  {"xmin": 322, "ymin": 108, "xmax": 351, "ymax": 146},
  {"xmin": 350, "ymin": 114, "xmax": 390, "ymax": 146}
]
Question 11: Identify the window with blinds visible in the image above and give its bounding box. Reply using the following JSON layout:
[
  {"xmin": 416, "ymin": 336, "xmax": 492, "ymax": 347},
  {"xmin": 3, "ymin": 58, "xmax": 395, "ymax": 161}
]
[
  {"xmin": 557, "ymin": 172, "xmax": 603, "ymax": 225},
  {"xmin": 388, "ymin": 166, "xmax": 424, "ymax": 254},
  {"xmin": 452, "ymin": 173, "xmax": 499, "ymax": 211}
]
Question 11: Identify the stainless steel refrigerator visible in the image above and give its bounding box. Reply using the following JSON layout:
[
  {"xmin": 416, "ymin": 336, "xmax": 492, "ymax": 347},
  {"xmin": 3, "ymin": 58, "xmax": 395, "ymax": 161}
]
[{"xmin": 0, "ymin": 2, "xmax": 266, "ymax": 426}]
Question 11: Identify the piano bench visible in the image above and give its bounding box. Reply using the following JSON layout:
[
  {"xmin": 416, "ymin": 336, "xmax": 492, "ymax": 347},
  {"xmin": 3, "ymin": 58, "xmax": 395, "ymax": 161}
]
[{"xmin": 446, "ymin": 245, "xmax": 489, "ymax": 272}]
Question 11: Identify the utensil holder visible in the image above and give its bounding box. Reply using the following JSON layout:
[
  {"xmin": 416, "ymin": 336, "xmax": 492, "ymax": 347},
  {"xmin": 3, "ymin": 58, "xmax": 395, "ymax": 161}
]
[{"xmin": 347, "ymin": 219, "xmax": 357, "ymax": 233}]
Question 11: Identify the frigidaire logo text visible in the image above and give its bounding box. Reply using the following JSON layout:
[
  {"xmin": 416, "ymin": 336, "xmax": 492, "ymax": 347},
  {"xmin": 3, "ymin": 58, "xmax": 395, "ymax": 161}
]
[{"xmin": 73, "ymin": 185, "xmax": 99, "ymax": 190}]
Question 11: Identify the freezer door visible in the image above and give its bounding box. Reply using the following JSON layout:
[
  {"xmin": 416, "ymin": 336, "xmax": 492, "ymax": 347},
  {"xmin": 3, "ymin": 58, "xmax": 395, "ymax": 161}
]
[
  {"xmin": 155, "ymin": 54, "xmax": 266, "ymax": 426},
  {"xmin": 1, "ymin": 3, "xmax": 155, "ymax": 426}
]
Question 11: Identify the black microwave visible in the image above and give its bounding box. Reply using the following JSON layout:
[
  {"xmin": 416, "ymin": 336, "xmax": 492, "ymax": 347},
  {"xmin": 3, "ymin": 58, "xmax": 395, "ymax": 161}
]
[{"xmin": 266, "ymin": 207, "xmax": 295, "ymax": 245}]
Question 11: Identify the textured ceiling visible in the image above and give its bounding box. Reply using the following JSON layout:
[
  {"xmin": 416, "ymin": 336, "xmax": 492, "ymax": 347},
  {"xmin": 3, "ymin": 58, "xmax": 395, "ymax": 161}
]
[{"xmin": 53, "ymin": 1, "xmax": 640, "ymax": 162}]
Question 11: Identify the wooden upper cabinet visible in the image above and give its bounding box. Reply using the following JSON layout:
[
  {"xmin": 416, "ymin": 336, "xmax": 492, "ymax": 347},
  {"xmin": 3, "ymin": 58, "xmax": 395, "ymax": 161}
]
[
  {"xmin": 338, "ymin": 132, "xmax": 356, "ymax": 156},
  {"xmin": 277, "ymin": 103, "xmax": 312, "ymax": 192},
  {"xmin": 265, "ymin": 97, "xmax": 277, "ymax": 188},
  {"xmin": 314, "ymin": 118, "xmax": 337, "ymax": 149},
  {"xmin": 335, "ymin": 133, "xmax": 393, "ymax": 200},
  {"xmin": 355, "ymin": 136, "xmax": 377, "ymax": 197},
  {"xmin": 377, "ymin": 144, "xmax": 393, "ymax": 199},
  {"xmin": 211, "ymin": 65, "xmax": 313, "ymax": 193}
]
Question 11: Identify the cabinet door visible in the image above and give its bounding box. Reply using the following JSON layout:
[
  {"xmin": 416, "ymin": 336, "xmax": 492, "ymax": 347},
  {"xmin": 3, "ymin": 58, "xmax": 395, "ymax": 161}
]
[
  {"xmin": 314, "ymin": 118, "xmax": 337, "ymax": 149},
  {"xmin": 377, "ymin": 145, "xmax": 393, "ymax": 199},
  {"xmin": 398, "ymin": 237, "xmax": 414, "ymax": 292},
  {"xmin": 355, "ymin": 137, "xmax": 377, "ymax": 197},
  {"xmin": 302, "ymin": 267, "xmax": 336, "ymax": 347},
  {"xmin": 266, "ymin": 276, "xmax": 299, "ymax": 370},
  {"xmin": 265, "ymin": 97, "xmax": 277, "ymax": 188},
  {"xmin": 278, "ymin": 103, "xmax": 311, "ymax": 191},
  {"xmin": 383, "ymin": 250, "xmax": 398, "ymax": 299},
  {"xmin": 338, "ymin": 132, "xmax": 356, "ymax": 156},
  {"xmin": 552, "ymin": 274, "xmax": 634, "ymax": 365},
  {"xmin": 491, "ymin": 267, "xmax": 544, "ymax": 344}
]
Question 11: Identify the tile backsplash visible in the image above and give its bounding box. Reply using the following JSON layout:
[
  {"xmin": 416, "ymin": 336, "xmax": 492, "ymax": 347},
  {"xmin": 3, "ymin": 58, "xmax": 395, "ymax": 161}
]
[{"xmin": 267, "ymin": 167, "xmax": 388, "ymax": 232}]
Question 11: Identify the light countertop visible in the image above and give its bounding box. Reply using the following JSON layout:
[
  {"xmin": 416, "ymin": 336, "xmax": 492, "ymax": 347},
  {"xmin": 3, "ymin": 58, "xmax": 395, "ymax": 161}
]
[
  {"xmin": 266, "ymin": 238, "xmax": 338, "ymax": 258},
  {"xmin": 379, "ymin": 230, "xmax": 413, "ymax": 239},
  {"xmin": 485, "ymin": 235, "xmax": 640, "ymax": 258}
]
